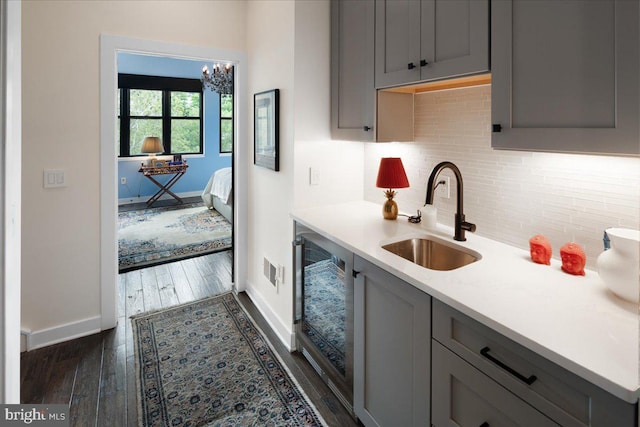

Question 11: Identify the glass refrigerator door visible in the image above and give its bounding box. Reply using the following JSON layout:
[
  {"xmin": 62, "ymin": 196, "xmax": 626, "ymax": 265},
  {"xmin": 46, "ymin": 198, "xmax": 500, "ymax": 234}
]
[{"xmin": 301, "ymin": 239, "xmax": 349, "ymax": 376}]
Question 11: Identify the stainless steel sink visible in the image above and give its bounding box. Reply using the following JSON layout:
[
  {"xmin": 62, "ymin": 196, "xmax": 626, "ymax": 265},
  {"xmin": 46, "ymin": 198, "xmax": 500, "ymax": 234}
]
[{"xmin": 382, "ymin": 237, "xmax": 480, "ymax": 271}]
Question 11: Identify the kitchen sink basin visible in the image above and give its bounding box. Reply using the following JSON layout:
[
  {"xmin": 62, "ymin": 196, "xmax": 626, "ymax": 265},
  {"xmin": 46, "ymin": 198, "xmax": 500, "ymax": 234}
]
[{"xmin": 382, "ymin": 237, "xmax": 480, "ymax": 271}]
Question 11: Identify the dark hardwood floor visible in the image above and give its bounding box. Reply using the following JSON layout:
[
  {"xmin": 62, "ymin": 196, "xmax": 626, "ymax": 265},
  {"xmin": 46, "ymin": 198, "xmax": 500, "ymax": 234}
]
[{"xmin": 20, "ymin": 251, "xmax": 358, "ymax": 427}]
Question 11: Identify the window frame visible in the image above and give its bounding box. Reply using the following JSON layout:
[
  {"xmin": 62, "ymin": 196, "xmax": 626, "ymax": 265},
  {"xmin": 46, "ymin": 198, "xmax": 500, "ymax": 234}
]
[
  {"xmin": 118, "ymin": 73, "xmax": 204, "ymax": 158},
  {"xmin": 219, "ymin": 93, "xmax": 234, "ymax": 154}
]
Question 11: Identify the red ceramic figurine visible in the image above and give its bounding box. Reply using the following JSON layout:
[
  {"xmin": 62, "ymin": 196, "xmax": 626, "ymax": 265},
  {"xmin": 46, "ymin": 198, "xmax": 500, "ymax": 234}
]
[
  {"xmin": 560, "ymin": 242, "xmax": 586, "ymax": 276},
  {"xmin": 529, "ymin": 234, "xmax": 552, "ymax": 265}
]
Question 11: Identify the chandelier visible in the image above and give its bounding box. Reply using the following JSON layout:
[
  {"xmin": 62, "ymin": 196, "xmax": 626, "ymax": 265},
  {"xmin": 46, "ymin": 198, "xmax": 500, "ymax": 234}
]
[{"xmin": 201, "ymin": 63, "xmax": 234, "ymax": 94}]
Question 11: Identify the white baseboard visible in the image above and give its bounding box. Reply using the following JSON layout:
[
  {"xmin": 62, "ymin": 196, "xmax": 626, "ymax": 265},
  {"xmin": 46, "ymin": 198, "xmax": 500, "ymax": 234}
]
[
  {"xmin": 118, "ymin": 190, "xmax": 202, "ymax": 206},
  {"xmin": 20, "ymin": 329, "xmax": 30, "ymax": 353},
  {"xmin": 244, "ymin": 287, "xmax": 295, "ymax": 351},
  {"xmin": 22, "ymin": 293, "xmax": 289, "ymax": 352},
  {"xmin": 23, "ymin": 316, "xmax": 102, "ymax": 351}
]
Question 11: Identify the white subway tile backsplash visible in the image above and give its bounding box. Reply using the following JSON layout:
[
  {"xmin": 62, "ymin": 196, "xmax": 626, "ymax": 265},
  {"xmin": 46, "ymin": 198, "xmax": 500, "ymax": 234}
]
[{"xmin": 364, "ymin": 85, "xmax": 640, "ymax": 269}]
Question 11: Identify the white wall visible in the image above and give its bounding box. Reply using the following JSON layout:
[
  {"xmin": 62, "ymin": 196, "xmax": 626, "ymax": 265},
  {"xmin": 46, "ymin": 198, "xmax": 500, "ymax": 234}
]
[
  {"xmin": 21, "ymin": 1, "xmax": 247, "ymax": 338},
  {"xmin": 245, "ymin": 0, "xmax": 297, "ymax": 345},
  {"xmin": 20, "ymin": 0, "xmax": 362, "ymax": 352},
  {"xmin": 245, "ymin": 0, "xmax": 364, "ymax": 348},
  {"xmin": 292, "ymin": 1, "xmax": 364, "ymax": 211},
  {"xmin": 364, "ymin": 85, "xmax": 640, "ymax": 269}
]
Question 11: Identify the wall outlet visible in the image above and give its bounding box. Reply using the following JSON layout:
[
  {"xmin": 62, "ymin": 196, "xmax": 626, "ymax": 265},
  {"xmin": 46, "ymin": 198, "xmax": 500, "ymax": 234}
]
[
  {"xmin": 436, "ymin": 176, "xmax": 451, "ymax": 199},
  {"xmin": 120, "ymin": 177, "xmax": 127, "ymax": 184},
  {"xmin": 276, "ymin": 264, "xmax": 284, "ymax": 284}
]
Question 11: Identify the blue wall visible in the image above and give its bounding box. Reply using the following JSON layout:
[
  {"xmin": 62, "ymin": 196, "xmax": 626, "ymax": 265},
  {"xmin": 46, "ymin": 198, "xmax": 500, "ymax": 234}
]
[{"xmin": 117, "ymin": 53, "xmax": 231, "ymax": 201}]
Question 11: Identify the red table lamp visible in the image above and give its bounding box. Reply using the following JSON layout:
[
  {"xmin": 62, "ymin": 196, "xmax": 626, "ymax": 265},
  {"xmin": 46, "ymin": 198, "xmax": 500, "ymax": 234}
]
[{"xmin": 376, "ymin": 157, "xmax": 410, "ymax": 220}]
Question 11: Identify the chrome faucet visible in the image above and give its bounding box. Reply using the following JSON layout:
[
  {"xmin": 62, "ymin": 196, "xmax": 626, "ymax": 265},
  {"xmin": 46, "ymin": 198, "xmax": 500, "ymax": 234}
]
[{"xmin": 425, "ymin": 161, "xmax": 476, "ymax": 241}]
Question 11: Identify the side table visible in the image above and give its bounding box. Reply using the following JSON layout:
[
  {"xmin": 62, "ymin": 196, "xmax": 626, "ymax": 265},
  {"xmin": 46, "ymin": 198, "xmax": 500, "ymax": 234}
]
[{"xmin": 138, "ymin": 163, "xmax": 189, "ymax": 207}]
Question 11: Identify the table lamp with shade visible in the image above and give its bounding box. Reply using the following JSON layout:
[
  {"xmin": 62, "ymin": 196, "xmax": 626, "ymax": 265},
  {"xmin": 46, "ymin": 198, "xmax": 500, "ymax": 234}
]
[
  {"xmin": 376, "ymin": 157, "xmax": 410, "ymax": 220},
  {"xmin": 141, "ymin": 136, "xmax": 163, "ymax": 166}
]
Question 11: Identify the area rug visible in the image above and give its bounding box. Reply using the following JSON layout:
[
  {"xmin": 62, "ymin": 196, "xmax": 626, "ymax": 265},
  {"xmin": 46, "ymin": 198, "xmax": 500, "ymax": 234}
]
[
  {"xmin": 118, "ymin": 202, "xmax": 231, "ymax": 272},
  {"xmin": 132, "ymin": 292, "xmax": 327, "ymax": 427}
]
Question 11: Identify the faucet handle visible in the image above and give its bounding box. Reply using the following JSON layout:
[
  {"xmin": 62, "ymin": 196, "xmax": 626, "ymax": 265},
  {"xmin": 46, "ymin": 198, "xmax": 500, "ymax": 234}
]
[
  {"xmin": 454, "ymin": 214, "xmax": 476, "ymax": 241},
  {"xmin": 461, "ymin": 221, "xmax": 476, "ymax": 233}
]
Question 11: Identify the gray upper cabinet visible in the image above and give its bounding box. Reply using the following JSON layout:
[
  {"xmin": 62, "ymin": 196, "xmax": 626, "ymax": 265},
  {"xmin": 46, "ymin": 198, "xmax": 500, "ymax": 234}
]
[
  {"xmin": 491, "ymin": 0, "xmax": 640, "ymax": 155},
  {"xmin": 353, "ymin": 256, "xmax": 430, "ymax": 427},
  {"xmin": 330, "ymin": 0, "xmax": 375, "ymax": 141},
  {"xmin": 375, "ymin": 0, "xmax": 489, "ymax": 88}
]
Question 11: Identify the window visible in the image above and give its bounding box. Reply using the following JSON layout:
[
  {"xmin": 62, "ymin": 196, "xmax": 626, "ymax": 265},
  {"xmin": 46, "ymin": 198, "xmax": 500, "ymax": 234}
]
[
  {"xmin": 118, "ymin": 74, "xmax": 203, "ymax": 157},
  {"xmin": 220, "ymin": 94, "xmax": 233, "ymax": 153}
]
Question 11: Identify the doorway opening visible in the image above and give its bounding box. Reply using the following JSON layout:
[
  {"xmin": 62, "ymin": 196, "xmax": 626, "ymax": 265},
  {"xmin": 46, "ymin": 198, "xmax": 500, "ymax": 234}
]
[
  {"xmin": 100, "ymin": 34, "xmax": 248, "ymax": 330},
  {"xmin": 116, "ymin": 53, "xmax": 233, "ymax": 276}
]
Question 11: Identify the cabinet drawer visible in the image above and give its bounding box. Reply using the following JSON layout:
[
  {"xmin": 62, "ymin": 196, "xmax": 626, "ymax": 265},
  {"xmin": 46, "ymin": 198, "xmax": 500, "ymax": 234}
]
[
  {"xmin": 432, "ymin": 300, "xmax": 636, "ymax": 427},
  {"xmin": 432, "ymin": 340, "xmax": 558, "ymax": 427}
]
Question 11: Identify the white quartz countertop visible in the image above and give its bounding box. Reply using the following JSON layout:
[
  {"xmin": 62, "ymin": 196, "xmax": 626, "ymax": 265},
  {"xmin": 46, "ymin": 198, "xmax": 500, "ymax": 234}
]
[{"xmin": 291, "ymin": 200, "xmax": 640, "ymax": 403}]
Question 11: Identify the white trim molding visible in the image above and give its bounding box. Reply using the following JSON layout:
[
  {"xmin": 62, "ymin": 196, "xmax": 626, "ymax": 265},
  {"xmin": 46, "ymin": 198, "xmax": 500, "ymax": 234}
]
[
  {"xmin": 22, "ymin": 317, "xmax": 102, "ymax": 352},
  {"xmin": 1, "ymin": 0, "xmax": 22, "ymax": 403},
  {"xmin": 19, "ymin": 329, "xmax": 29, "ymax": 353},
  {"xmin": 100, "ymin": 34, "xmax": 248, "ymax": 330},
  {"xmin": 245, "ymin": 287, "xmax": 295, "ymax": 351}
]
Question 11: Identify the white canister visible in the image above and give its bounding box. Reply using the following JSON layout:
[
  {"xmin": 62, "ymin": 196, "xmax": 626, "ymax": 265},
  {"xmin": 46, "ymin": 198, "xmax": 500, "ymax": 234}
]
[
  {"xmin": 596, "ymin": 228, "xmax": 640, "ymax": 303},
  {"xmin": 420, "ymin": 205, "xmax": 438, "ymax": 230}
]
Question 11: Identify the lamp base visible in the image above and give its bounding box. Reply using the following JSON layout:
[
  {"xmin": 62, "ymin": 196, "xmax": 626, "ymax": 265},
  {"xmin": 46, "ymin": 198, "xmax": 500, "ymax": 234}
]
[{"xmin": 382, "ymin": 198, "xmax": 398, "ymax": 220}]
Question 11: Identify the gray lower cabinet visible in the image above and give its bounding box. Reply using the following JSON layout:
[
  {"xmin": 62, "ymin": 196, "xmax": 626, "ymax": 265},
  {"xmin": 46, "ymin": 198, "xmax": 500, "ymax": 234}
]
[
  {"xmin": 353, "ymin": 256, "xmax": 430, "ymax": 427},
  {"xmin": 330, "ymin": 0, "xmax": 375, "ymax": 141},
  {"xmin": 432, "ymin": 340, "xmax": 559, "ymax": 427},
  {"xmin": 375, "ymin": 0, "xmax": 489, "ymax": 88},
  {"xmin": 491, "ymin": 0, "xmax": 639, "ymax": 155},
  {"xmin": 295, "ymin": 228, "xmax": 637, "ymax": 426},
  {"xmin": 432, "ymin": 300, "xmax": 638, "ymax": 427}
]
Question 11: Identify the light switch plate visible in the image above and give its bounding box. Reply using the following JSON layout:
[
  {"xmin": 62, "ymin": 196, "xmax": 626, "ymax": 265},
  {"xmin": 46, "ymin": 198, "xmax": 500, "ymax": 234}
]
[
  {"xmin": 44, "ymin": 169, "xmax": 67, "ymax": 188},
  {"xmin": 309, "ymin": 167, "xmax": 321, "ymax": 186}
]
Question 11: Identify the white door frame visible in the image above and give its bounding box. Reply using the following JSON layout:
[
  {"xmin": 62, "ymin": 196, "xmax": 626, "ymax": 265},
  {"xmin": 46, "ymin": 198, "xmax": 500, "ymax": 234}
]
[
  {"xmin": 99, "ymin": 34, "xmax": 248, "ymax": 329},
  {"xmin": 0, "ymin": 0, "xmax": 21, "ymax": 403}
]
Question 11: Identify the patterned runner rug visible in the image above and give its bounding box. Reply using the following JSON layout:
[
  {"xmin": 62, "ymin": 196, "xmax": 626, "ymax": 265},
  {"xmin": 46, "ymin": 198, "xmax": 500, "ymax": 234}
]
[
  {"xmin": 118, "ymin": 202, "xmax": 231, "ymax": 272},
  {"xmin": 132, "ymin": 292, "xmax": 327, "ymax": 427}
]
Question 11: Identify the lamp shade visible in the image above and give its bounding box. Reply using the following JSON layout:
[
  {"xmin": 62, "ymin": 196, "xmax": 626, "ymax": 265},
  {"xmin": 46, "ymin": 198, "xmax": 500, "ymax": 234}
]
[
  {"xmin": 376, "ymin": 157, "xmax": 410, "ymax": 189},
  {"xmin": 141, "ymin": 136, "xmax": 163, "ymax": 154}
]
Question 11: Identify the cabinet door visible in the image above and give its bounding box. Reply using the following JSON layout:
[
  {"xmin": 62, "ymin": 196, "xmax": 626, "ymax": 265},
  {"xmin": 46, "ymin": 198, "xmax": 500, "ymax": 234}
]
[
  {"xmin": 432, "ymin": 300, "xmax": 638, "ymax": 427},
  {"xmin": 353, "ymin": 256, "xmax": 430, "ymax": 427},
  {"xmin": 432, "ymin": 341, "xmax": 559, "ymax": 427},
  {"xmin": 491, "ymin": 0, "xmax": 639, "ymax": 155},
  {"xmin": 420, "ymin": 0, "xmax": 489, "ymax": 81},
  {"xmin": 331, "ymin": 0, "xmax": 375, "ymax": 141},
  {"xmin": 375, "ymin": 0, "xmax": 422, "ymax": 88}
]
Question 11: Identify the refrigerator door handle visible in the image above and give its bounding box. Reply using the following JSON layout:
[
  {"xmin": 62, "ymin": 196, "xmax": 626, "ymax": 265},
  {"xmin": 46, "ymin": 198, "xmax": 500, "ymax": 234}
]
[{"xmin": 292, "ymin": 238, "xmax": 303, "ymax": 323}]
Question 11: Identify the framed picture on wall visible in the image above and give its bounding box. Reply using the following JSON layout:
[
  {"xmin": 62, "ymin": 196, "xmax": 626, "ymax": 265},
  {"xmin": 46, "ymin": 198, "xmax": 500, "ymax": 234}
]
[{"xmin": 254, "ymin": 89, "xmax": 280, "ymax": 171}]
